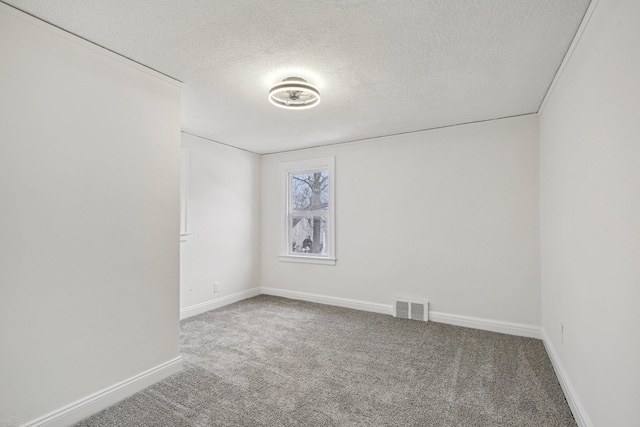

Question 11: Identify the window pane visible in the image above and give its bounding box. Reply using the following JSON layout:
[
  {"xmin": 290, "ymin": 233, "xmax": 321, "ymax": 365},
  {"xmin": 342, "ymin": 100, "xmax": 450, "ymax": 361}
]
[
  {"xmin": 291, "ymin": 171, "xmax": 328, "ymax": 211},
  {"xmin": 291, "ymin": 216, "xmax": 327, "ymax": 256}
]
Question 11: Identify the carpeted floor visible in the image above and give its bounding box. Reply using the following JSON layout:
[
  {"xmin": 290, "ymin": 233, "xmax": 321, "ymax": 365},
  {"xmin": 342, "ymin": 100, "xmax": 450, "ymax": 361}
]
[{"xmin": 76, "ymin": 295, "xmax": 576, "ymax": 426}]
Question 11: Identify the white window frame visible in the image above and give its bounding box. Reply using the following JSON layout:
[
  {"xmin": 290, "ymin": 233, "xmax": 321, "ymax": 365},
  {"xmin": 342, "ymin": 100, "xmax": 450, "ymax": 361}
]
[
  {"xmin": 279, "ymin": 157, "xmax": 336, "ymax": 265},
  {"xmin": 180, "ymin": 147, "xmax": 190, "ymax": 242}
]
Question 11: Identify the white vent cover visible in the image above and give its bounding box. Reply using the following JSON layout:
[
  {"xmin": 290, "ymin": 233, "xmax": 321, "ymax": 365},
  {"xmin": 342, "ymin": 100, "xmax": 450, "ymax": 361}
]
[{"xmin": 393, "ymin": 298, "xmax": 428, "ymax": 321}]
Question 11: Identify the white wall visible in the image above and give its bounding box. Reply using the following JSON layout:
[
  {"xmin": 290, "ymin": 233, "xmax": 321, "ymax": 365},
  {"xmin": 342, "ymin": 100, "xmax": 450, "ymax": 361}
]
[
  {"xmin": 180, "ymin": 134, "xmax": 261, "ymax": 314},
  {"xmin": 0, "ymin": 6, "xmax": 182, "ymax": 423},
  {"xmin": 261, "ymin": 115, "xmax": 540, "ymax": 326},
  {"xmin": 539, "ymin": 0, "xmax": 640, "ymax": 425}
]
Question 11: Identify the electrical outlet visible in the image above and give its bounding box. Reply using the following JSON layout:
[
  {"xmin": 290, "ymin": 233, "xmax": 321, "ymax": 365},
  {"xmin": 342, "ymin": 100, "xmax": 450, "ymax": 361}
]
[
  {"xmin": 214, "ymin": 282, "xmax": 220, "ymax": 293},
  {"xmin": 560, "ymin": 323, "xmax": 564, "ymax": 344}
]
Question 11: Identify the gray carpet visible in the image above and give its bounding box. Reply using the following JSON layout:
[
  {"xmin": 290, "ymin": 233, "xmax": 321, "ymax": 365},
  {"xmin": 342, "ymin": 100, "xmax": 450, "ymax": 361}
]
[{"xmin": 76, "ymin": 295, "xmax": 576, "ymax": 426}]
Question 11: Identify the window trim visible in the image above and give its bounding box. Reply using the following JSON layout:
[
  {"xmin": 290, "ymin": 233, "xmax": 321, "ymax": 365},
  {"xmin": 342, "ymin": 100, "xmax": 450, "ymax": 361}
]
[
  {"xmin": 279, "ymin": 157, "xmax": 336, "ymax": 265},
  {"xmin": 180, "ymin": 147, "xmax": 190, "ymax": 242}
]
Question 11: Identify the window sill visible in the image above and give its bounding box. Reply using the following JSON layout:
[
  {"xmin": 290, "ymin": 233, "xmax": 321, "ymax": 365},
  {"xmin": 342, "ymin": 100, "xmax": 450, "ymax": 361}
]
[{"xmin": 278, "ymin": 255, "xmax": 336, "ymax": 266}]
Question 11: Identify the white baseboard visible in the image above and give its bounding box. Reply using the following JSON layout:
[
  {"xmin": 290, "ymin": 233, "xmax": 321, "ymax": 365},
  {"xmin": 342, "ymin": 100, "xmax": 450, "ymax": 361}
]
[
  {"xmin": 260, "ymin": 287, "xmax": 394, "ymax": 316},
  {"xmin": 25, "ymin": 356, "xmax": 183, "ymax": 427},
  {"xmin": 429, "ymin": 311, "xmax": 542, "ymax": 339},
  {"xmin": 541, "ymin": 329, "xmax": 592, "ymax": 427},
  {"xmin": 180, "ymin": 287, "xmax": 261, "ymax": 320},
  {"xmin": 260, "ymin": 287, "xmax": 540, "ymax": 339}
]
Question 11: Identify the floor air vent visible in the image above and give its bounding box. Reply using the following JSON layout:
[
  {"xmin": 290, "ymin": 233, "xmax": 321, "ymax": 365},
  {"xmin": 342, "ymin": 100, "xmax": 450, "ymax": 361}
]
[{"xmin": 394, "ymin": 298, "xmax": 428, "ymax": 321}]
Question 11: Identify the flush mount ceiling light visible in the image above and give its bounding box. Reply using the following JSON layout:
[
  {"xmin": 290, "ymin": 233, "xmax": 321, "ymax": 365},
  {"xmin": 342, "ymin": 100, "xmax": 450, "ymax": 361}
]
[{"xmin": 268, "ymin": 77, "xmax": 320, "ymax": 110}]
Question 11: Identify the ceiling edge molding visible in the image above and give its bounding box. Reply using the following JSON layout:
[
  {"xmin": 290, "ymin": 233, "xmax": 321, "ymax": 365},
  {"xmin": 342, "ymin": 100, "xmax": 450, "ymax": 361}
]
[
  {"xmin": 537, "ymin": 0, "xmax": 600, "ymax": 115},
  {"xmin": 180, "ymin": 131, "xmax": 261, "ymax": 155},
  {"xmin": 0, "ymin": 1, "xmax": 183, "ymax": 88},
  {"xmin": 262, "ymin": 113, "xmax": 538, "ymax": 156}
]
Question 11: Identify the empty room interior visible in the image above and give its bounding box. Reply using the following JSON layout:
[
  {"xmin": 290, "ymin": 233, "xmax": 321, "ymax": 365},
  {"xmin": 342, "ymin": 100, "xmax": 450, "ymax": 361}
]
[{"xmin": 1, "ymin": 0, "xmax": 639, "ymax": 426}]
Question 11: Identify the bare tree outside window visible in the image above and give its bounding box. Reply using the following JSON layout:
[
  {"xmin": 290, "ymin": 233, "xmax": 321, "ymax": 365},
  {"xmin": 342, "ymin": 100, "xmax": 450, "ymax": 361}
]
[
  {"xmin": 290, "ymin": 171, "xmax": 328, "ymax": 256},
  {"xmin": 279, "ymin": 157, "xmax": 335, "ymax": 264}
]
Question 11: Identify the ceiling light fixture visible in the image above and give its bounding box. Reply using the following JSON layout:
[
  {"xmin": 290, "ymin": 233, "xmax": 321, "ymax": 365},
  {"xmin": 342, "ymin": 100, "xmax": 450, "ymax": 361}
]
[{"xmin": 268, "ymin": 77, "xmax": 320, "ymax": 110}]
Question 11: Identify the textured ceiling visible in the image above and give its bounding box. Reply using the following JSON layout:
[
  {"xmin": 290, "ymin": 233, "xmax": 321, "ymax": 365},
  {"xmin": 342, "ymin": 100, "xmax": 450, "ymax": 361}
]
[{"xmin": 5, "ymin": 0, "xmax": 590, "ymax": 154}]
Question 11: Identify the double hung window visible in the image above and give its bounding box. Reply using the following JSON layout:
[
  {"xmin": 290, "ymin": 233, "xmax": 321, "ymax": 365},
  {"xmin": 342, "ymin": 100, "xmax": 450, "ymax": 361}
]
[{"xmin": 279, "ymin": 157, "xmax": 335, "ymax": 265}]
